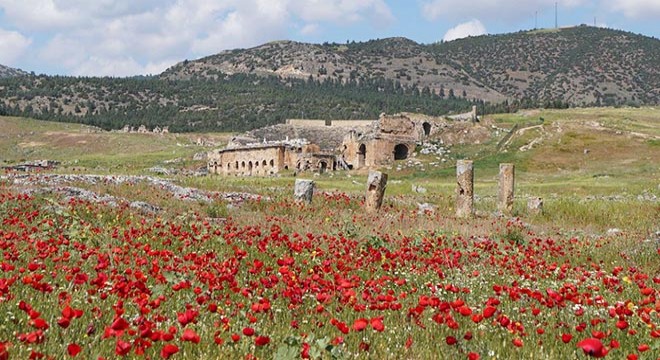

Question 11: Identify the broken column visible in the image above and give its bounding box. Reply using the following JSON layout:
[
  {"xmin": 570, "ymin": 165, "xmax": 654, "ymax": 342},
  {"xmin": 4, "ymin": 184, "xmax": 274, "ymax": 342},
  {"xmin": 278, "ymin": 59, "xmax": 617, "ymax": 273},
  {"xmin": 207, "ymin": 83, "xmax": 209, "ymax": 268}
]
[
  {"xmin": 294, "ymin": 179, "xmax": 315, "ymax": 204},
  {"xmin": 456, "ymin": 160, "xmax": 474, "ymax": 218},
  {"xmin": 498, "ymin": 163, "xmax": 515, "ymax": 216},
  {"xmin": 527, "ymin": 197, "xmax": 543, "ymax": 215},
  {"xmin": 365, "ymin": 170, "xmax": 388, "ymax": 212}
]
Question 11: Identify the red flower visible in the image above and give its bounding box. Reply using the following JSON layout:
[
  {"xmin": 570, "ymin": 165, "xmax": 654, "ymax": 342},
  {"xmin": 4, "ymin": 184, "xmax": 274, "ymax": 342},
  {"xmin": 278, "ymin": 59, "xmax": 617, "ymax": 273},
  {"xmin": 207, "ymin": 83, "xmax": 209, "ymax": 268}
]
[
  {"xmin": 467, "ymin": 352, "xmax": 480, "ymax": 360},
  {"xmin": 446, "ymin": 336, "xmax": 457, "ymax": 345},
  {"xmin": 160, "ymin": 344, "xmax": 179, "ymax": 359},
  {"xmin": 182, "ymin": 328, "xmax": 200, "ymax": 343},
  {"xmin": 561, "ymin": 334, "xmax": 573, "ymax": 343},
  {"xmin": 370, "ymin": 317, "xmax": 384, "ymax": 332},
  {"xmin": 67, "ymin": 343, "xmax": 81, "ymax": 357},
  {"xmin": 115, "ymin": 340, "xmax": 132, "ymax": 356},
  {"xmin": 352, "ymin": 318, "xmax": 368, "ymax": 332},
  {"xmin": 577, "ymin": 338, "xmax": 607, "ymax": 358},
  {"xmin": 512, "ymin": 338, "xmax": 523, "ymax": 347},
  {"xmin": 242, "ymin": 327, "xmax": 255, "ymax": 336},
  {"xmin": 111, "ymin": 318, "xmax": 129, "ymax": 331},
  {"xmin": 255, "ymin": 336, "xmax": 270, "ymax": 346},
  {"xmin": 231, "ymin": 333, "xmax": 240, "ymax": 342},
  {"xmin": 615, "ymin": 320, "xmax": 628, "ymax": 330},
  {"xmin": 0, "ymin": 342, "xmax": 8, "ymax": 360},
  {"xmin": 301, "ymin": 342, "xmax": 310, "ymax": 359},
  {"xmin": 637, "ymin": 344, "xmax": 649, "ymax": 352}
]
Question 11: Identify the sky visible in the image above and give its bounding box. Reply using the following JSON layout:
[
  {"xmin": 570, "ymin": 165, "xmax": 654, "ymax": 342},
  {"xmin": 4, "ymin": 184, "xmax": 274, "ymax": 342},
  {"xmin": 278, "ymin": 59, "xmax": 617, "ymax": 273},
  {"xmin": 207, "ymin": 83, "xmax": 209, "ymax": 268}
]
[{"xmin": 0, "ymin": 0, "xmax": 658, "ymax": 77}]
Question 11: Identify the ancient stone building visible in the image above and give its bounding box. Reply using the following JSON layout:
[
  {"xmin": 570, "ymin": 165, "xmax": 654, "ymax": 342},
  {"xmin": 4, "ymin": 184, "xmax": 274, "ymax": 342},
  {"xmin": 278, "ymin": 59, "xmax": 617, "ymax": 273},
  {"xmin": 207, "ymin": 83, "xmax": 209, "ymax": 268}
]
[
  {"xmin": 208, "ymin": 110, "xmax": 476, "ymax": 176},
  {"xmin": 207, "ymin": 141, "xmax": 339, "ymax": 176},
  {"xmin": 339, "ymin": 112, "xmax": 449, "ymax": 169}
]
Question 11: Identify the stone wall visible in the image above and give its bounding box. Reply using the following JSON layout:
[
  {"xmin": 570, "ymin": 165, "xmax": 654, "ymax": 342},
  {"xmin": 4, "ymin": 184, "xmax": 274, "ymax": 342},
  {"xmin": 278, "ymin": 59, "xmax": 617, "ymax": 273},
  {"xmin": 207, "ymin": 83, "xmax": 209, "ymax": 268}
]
[
  {"xmin": 208, "ymin": 146, "xmax": 285, "ymax": 176},
  {"xmin": 284, "ymin": 119, "xmax": 375, "ymax": 127}
]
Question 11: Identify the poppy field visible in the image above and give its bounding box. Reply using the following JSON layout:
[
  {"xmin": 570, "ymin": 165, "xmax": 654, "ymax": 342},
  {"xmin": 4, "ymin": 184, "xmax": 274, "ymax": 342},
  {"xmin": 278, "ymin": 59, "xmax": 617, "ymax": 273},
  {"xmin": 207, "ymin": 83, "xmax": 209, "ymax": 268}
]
[{"xmin": 0, "ymin": 178, "xmax": 658, "ymax": 360}]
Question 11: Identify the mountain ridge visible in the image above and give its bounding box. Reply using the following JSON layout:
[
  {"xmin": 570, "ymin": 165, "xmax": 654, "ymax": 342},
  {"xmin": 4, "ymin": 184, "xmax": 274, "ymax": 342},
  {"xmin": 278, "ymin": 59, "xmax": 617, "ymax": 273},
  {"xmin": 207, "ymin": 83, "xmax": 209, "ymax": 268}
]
[{"xmin": 162, "ymin": 25, "xmax": 660, "ymax": 106}]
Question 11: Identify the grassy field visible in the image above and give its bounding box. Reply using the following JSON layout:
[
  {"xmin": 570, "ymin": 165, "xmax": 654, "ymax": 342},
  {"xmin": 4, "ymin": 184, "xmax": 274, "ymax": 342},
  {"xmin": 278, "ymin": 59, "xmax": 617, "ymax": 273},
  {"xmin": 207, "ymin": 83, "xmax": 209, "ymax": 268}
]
[{"xmin": 0, "ymin": 108, "xmax": 658, "ymax": 359}]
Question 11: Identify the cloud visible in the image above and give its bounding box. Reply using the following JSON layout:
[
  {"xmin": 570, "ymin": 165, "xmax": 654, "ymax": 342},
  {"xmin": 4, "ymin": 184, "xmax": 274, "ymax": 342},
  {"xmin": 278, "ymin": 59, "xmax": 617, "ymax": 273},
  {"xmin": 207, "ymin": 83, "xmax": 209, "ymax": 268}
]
[
  {"xmin": 0, "ymin": 0, "xmax": 395, "ymax": 76},
  {"xmin": 605, "ymin": 0, "xmax": 660, "ymax": 19},
  {"xmin": 443, "ymin": 20, "xmax": 487, "ymax": 42},
  {"xmin": 421, "ymin": 0, "xmax": 586, "ymax": 22},
  {"xmin": 0, "ymin": 28, "xmax": 32, "ymax": 65},
  {"xmin": 300, "ymin": 23, "xmax": 320, "ymax": 35}
]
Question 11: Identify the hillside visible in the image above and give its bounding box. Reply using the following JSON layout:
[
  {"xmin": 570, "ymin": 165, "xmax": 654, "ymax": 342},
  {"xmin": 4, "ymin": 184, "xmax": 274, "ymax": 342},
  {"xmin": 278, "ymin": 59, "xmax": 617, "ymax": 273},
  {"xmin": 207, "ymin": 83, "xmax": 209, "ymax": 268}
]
[
  {"xmin": 0, "ymin": 26, "xmax": 658, "ymax": 132},
  {"xmin": 163, "ymin": 26, "xmax": 660, "ymax": 106},
  {"xmin": 0, "ymin": 64, "xmax": 26, "ymax": 78}
]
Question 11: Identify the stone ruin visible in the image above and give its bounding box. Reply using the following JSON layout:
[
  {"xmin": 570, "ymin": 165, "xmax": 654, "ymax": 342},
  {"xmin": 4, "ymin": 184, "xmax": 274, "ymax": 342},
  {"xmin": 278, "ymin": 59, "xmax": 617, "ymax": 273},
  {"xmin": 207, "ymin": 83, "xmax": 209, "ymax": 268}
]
[
  {"xmin": 207, "ymin": 110, "xmax": 477, "ymax": 177},
  {"xmin": 118, "ymin": 125, "xmax": 169, "ymax": 134}
]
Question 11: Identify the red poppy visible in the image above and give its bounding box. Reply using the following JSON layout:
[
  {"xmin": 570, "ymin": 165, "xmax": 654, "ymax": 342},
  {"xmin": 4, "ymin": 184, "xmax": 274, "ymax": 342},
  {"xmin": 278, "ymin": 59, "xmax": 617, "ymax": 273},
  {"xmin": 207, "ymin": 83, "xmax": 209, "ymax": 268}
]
[
  {"xmin": 352, "ymin": 318, "xmax": 368, "ymax": 332},
  {"xmin": 577, "ymin": 338, "xmax": 607, "ymax": 358},
  {"xmin": 512, "ymin": 338, "xmax": 523, "ymax": 347},
  {"xmin": 160, "ymin": 344, "xmax": 179, "ymax": 359},
  {"xmin": 561, "ymin": 334, "xmax": 573, "ymax": 343},
  {"xmin": 115, "ymin": 340, "xmax": 132, "ymax": 356},
  {"xmin": 446, "ymin": 336, "xmax": 457, "ymax": 345},
  {"xmin": 67, "ymin": 343, "xmax": 81, "ymax": 357},
  {"xmin": 255, "ymin": 336, "xmax": 270, "ymax": 346},
  {"xmin": 242, "ymin": 327, "xmax": 255, "ymax": 336},
  {"xmin": 370, "ymin": 317, "xmax": 384, "ymax": 332},
  {"xmin": 467, "ymin": 352, "xmax": 480, "ymax": 360},
  {"xmin": 182, "ymin": 328, "xmax": 200, "ymax": 343}
]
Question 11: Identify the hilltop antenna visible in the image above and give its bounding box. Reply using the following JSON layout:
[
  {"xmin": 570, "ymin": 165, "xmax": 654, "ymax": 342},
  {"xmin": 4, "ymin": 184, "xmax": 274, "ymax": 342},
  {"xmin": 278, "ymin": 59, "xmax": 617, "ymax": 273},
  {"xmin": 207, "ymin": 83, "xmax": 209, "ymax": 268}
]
[
  {"xmin": 535, "ymin": 11, "xmax": 538, "ymax": 29},
  {"xmin": 555, "ymin": 2, "xmax": 558, "ymax": 29},
  {"xmin": 594, "ymin": 16, "xmax": 596, "ymax": 27}
]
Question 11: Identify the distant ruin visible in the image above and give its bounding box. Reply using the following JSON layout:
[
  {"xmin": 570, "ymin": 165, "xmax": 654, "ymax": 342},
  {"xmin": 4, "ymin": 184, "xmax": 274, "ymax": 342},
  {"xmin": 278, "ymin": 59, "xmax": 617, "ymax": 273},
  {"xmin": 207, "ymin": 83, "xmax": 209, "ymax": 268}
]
[{"xmin": 208, "ymin": 108, "xmax": 478, "ymax": 176}]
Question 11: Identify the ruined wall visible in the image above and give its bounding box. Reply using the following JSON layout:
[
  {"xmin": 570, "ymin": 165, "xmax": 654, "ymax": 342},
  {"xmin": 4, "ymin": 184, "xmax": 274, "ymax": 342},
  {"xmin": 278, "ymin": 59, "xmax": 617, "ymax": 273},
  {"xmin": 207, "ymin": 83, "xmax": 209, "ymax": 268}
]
[
  {"xmin": 330, "ymin": 120, "xmax": 375, "ymax": 127},
  {"xmin": 208, "ymin": 146, "xmax": 285, "ymax": 176},
  {"xmin": 284, "ymin": 119, "xmax": 375, "ymax": 127},
  {"xmin": 285, "ymin": 119, "xmax": 329, "ymax": 126},
  {"xmin": 340, "ymin": 131, "xmax": 414, "ymax": 169}
]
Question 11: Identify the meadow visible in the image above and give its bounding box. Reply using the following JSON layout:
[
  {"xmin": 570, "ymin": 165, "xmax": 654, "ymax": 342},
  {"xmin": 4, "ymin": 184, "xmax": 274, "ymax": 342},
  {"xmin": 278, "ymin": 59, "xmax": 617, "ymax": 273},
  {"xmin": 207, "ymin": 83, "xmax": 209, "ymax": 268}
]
[{"xmin": 0, "ymin": 107, "xmax": 658, "ymax": 359}]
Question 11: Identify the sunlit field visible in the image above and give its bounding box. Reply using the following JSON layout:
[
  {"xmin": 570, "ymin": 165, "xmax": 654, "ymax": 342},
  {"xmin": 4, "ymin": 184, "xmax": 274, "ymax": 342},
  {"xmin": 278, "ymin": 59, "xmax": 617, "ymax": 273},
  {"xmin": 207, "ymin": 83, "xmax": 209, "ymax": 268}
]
[{"xmin": 0, "ymin": 108, "xmax": 658, "ymax": 359}]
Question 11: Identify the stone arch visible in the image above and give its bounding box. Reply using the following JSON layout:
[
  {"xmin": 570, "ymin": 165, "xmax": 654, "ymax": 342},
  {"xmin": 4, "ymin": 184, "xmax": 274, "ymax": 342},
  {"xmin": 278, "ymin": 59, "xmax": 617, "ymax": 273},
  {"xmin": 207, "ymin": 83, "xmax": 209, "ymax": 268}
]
[
  {"xmin": 262, "ymin": 160, "xmax": 267, "ymax": 167},
  {"xmin": 269, "ymin": 159, "xmax": 275, "ymax": 167},
  {"xmin": 241, "ymin": 161, "xmax": 246, "ymax": 169},
  {"xmin": 248, "ymin": 161, "xmax": 253, "ymax": 175},
  {"xmin": 358, "ymin": 143, "xmax": 367, "ymax": 168},
  {"xmin": 318, "ymin": 160, "xmax": 328, "ymax": 173},
  {"xmin": 235, "ymin": 161, "xmax": 239, "ymax": 169},
  {"xmin": 394, "ymin": 144, "xmax": 409, "ymax": 160},
  {"xmin": 422, "ymin": 122, "xmax": 431, "ymax": 137}
]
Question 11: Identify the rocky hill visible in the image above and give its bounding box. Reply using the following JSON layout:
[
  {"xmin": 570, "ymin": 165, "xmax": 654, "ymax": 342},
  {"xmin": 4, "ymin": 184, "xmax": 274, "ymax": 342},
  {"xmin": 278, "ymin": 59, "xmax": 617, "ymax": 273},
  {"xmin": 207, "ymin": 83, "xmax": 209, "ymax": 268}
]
[
  {"xmin": 0, "ymin": 26, "xmax": 658, "ymax": 132},
  {"xmin": 0, "ymin": 64, "xmax": 26, "ymax": 78},
  {"xmin": 163, "ymin": 26, "xmax": 660, "ymax": 106}
]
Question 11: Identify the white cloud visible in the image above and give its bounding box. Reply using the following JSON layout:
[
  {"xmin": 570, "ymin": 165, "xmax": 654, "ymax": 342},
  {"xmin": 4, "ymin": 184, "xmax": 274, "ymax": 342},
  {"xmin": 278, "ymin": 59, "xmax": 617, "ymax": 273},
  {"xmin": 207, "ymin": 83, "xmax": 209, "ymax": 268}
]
[
  {"xmin": 421, "ymin": 0, "xmax": 586, "ymax": 22},
  {"xmin": 605, "ymin": 0, "xmax": 660, "ymax": 19},
  {"xmin": 443, "ymin": 19, "xmax": 487, "ymax": 42},
  {"xmin": 300, "ymin": 23, "xmax": 320, "ymax": 35},
  {"xmin": 0, "ymin": 0, "xmax": 396, "ymax": 75},
  {"xmin": 0, "ymin": 28, "xmax": 32, "ymax": 65}
]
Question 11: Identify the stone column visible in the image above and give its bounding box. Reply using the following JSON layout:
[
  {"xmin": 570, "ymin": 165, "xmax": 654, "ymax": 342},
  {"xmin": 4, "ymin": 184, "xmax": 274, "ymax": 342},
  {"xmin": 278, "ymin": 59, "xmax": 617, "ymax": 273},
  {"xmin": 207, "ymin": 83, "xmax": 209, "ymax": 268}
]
[
  {"xmin": 294, "ymin": 179, "xmax": 315, "ymax": 204},
  {"xmin": 365, "ymin": 170, "xmax": 388, "ymax": 212},
  {"xmin": 498, "ymin": 163, "xmax": 515, "ymax": 216},
  {"xmin": 456, "ymin": 160, "xmax": 474, "ymax": 218},
  {"xmin": 527, "ymin": 197, "xmax": 543, "ymax": 215}
]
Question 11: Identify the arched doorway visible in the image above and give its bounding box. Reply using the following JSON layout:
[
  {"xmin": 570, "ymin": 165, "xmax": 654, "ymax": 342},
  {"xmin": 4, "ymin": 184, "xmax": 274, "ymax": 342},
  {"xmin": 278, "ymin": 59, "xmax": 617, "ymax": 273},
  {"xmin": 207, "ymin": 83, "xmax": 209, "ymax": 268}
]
[
  {"xmin": 422, "ymin": 122, "xmax": 431, "ymax": 137},
  {"xmin": 318, "ymin": 160, "xmax": 328, "ymax": 174},
  {"xmin": 394, "ymin": 144, "xmax": 408, "ymax": 160},
  {"xmin": 358, "ymin": 144, "xmax": 366, "ymax": 168}
]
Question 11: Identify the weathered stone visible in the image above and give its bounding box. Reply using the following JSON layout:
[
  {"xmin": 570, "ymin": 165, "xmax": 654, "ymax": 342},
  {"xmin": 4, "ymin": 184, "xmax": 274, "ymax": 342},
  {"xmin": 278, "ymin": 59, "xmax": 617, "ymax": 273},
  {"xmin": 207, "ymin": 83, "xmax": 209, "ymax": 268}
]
[
  {"xmin": 365, "ymin": 170, "xmax": 388, "ymax": 212},
  {"xmin": 294, "ymin": 179, "xmax": 315, "ymax": 204},
  {"xmin": 456, "ymin": 160, "xmax": 474, "ymax": 218},
  {"xmin": 498, "ymin": 163, "xmax": 515, "ymax": 216},
  {"xmin": 527, "ymin": 197, "xmax": 543, "ymax": 215}
]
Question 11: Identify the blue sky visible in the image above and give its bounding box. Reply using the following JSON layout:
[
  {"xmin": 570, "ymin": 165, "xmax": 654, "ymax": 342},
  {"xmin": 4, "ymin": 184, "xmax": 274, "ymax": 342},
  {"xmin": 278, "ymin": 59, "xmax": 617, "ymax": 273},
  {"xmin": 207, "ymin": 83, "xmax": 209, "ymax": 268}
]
[{"xmin": 0, "ymin": 0, "xmax": 658, "ymax": 77}]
